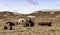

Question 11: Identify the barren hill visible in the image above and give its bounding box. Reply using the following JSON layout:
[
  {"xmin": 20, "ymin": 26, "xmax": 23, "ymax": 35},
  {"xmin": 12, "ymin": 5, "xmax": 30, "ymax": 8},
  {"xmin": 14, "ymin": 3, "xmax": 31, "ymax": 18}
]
[
  {"xmin": 0, "ymin": 10, "xmax": 60, "ymax": 18},
  {"xmin": 30, "ymin": 10, "xmax": 60, "ymax": 17}
]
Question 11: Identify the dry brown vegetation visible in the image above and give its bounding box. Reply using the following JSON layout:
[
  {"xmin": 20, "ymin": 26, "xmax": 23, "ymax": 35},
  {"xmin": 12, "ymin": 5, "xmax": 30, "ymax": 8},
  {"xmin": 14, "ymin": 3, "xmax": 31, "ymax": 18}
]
[{"xmin": 0, "ymin": 11, "xmax": 60, "ymax": 35}]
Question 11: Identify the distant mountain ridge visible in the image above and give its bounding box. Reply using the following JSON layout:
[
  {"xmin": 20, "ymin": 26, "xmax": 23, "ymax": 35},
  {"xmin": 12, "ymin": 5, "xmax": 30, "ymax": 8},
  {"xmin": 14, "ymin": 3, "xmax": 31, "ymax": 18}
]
[
  {"xmin": 41, "ymin": 9, "xmax": 60, "ymax": 11},
  {"xmin": 0, "ymin": 10, "xmax": 60, "ymax": 19}
]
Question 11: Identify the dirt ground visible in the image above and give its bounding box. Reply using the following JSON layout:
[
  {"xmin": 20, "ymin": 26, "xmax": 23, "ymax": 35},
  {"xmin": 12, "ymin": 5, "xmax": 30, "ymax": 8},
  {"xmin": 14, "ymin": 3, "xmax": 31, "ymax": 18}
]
[
  {"xmin": 0, "ymin": 19, "xmax": 60, "ymax": 35},
  {"xmin": 0, "ymin": 18, "xmax": 60, "ymax": 35},
  {"xmin": 0, "ymin": 12, "xmax": 60, "ymax": 35},
  {"xmin": 0, "ymin": 25, "xmax": 60, "ymax": 35}
]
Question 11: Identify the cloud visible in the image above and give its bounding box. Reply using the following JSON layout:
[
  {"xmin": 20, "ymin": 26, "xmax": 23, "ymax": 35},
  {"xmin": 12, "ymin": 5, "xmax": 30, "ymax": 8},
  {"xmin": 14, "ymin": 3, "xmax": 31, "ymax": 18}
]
[
  {"xmin": 54, "ymin": 4, "xmax": 60, "ymax": 6},
  {"xmin": 26, "ymin": 0, "xmax": 39, "ymax": 5},
  {"xmin": 5, "ymin": 4, "xmax": 11, "ymax": 7}
]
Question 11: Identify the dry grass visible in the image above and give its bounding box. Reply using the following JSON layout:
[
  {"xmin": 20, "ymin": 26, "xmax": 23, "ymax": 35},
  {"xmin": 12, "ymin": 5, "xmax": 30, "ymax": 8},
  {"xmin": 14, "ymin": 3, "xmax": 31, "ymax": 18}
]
[
  {"xmin": 0, "ymin": 24, "xmax": 60, "ymax": 35},
  {"xmin": 0, "ymin": 11, "xmax": 60, "ymax": 35}
]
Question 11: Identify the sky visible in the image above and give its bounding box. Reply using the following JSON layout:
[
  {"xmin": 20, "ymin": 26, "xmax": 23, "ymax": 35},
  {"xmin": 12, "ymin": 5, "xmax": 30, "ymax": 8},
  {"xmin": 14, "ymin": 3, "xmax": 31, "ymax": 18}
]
[{"xmin": 0, "ymin": 0, "xmax": 60, "ymax": 14}]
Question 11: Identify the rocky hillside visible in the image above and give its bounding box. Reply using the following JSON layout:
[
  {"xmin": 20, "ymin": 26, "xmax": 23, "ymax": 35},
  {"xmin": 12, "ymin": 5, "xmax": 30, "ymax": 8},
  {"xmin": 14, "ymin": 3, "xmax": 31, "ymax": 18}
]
[
  {"xmin": 0, "ymin": 10, "xmax": 60, "ymax": 18},
  {"xmin": 30, "ymin": 10, "xmax": 60, "ymax": 17},
  {"xmin": 0, "ymin": 11, "xmax": 22, "ymax": 19}
]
